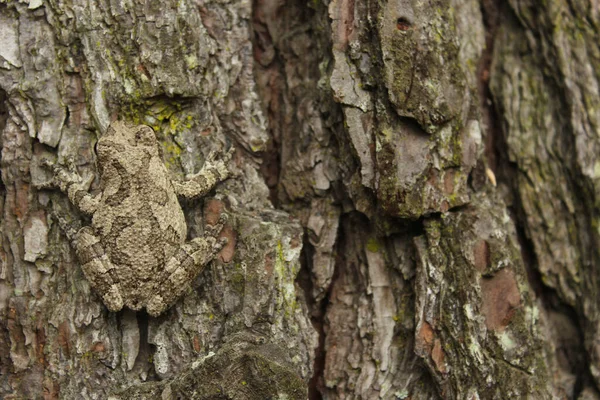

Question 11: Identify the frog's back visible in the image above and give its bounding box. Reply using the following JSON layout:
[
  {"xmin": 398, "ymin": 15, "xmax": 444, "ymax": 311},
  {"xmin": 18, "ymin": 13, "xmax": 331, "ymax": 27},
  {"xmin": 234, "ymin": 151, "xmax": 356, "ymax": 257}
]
[{"xmin": 94, "ymin": 142, "xmax": 188, "ymax": 309}]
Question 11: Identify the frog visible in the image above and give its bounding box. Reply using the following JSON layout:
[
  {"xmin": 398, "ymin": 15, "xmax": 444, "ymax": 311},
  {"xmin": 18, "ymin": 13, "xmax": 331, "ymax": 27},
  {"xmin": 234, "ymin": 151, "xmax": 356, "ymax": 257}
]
[{"xmin": 39, "ymin": 121, "xmax": 234, "ymax": 316}]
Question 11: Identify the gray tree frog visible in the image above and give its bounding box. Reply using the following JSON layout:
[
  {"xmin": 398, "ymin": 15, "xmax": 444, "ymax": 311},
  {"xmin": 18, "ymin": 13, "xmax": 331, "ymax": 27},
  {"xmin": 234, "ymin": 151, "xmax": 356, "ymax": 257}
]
[{"xmin": 40, "ymin": 121, "xmax": 233, "ymax": 316}]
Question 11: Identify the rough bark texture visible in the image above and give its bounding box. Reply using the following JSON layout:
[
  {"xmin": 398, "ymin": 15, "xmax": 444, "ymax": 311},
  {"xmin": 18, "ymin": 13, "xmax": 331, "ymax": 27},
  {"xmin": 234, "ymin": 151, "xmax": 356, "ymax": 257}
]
[{"xmin": 1, "ymin": 0, "xmax": 599, "ymax": 399}]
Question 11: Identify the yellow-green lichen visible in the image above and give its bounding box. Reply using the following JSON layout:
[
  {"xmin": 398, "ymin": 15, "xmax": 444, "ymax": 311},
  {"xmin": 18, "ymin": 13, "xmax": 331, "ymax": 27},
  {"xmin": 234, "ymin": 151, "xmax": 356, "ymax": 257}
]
[{"xmin": 366, "ymin": 238, "xmax": 381, "ymax": 253}]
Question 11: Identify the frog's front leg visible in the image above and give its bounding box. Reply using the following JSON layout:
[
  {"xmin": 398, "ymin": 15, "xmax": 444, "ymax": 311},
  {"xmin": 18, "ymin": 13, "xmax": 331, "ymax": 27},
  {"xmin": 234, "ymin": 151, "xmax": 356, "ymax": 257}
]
[
  {"xmin": 74, "ymin": 226, "xmax": 125, "ymax": 312},
  {"xmin": 41, "ymin": 159, "xmax": 100, "ymax": 215},
  {"xmin": 172, "ymin": 147, "xmax": 234, "ymax": 201},
  {"xmin": 146, "ymin": 217, "xmax": 228, "ymax": 317}
]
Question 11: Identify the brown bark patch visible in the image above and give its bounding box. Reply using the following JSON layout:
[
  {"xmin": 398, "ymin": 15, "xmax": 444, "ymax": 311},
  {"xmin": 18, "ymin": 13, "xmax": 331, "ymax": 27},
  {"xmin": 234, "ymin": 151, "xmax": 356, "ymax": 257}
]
[
  {"xmin": 57, "ymin": 321, "xmax": 71, "ymax": 358},
  {"xmin": 473, "ymin": 240, "xmax": 490, "ymax": 272},
  {"xmin": 204, "ymin": 199, "xmax": 224, "ymax": 225},
  {"xmin": 480, "ymin": 268, "xmax": 521, "ymax": 331},
  {"xmin": 431, "ymin": 338, "xmax": 447, "ymax": 374},
  {"xmin": 91, "ymin": 341, "xmax": 105, "ymax": 353},
  {"xmin": 198, "ymin": 6, "xmax": 219, "ymax": 39},
  {"xmin": 440, "ymin": 200, "xmax": 449, "ymax": 213},
  {"xmin": 427, "ymin": 168, "xmax": 439, "ymax": 186},
  {"xmin": 135, "ymin": 64, "xmax": 152, "ymax": 80},
  {"xmin": 204, "ymin": 200, "xmax": 235, "ymax": 262},
  {"xmin": 330, "ymin": 0, "xmax": 355, "ymax": 51},
  {"xmin": 218, "ymin": 225, "xmax": 237, "ymax": 263},
  {"xmin": 15, "ymin": 182, "xmax": 30, "ymax": 220},
  {"xmin": 415, "ymin": 321, "xmax": 434, "ymax": 355},
  {"xmin": 43, "ymin": 377, "xmax": 60, "ymax": 400},
  {"xmin": 290, "ymin": 235, "xmax": 301, "ymax": 250},
  {"xmin": 192, "ymin": 335, "xmax": 202, "ymax": 353},
  {"xmin": 35, "ymin": 324, "xmax": 46, "ymax": 366},
  {"xmin": 443, "ymin": 169, "xmax": 455, "ymax": 195},
  {"xmin": 264, "ymin": 253, "xmax": 274, "ymax": 275},
  {"xmin": 7, "ymin": 305, "xmax": 27, "ymax": 370}
]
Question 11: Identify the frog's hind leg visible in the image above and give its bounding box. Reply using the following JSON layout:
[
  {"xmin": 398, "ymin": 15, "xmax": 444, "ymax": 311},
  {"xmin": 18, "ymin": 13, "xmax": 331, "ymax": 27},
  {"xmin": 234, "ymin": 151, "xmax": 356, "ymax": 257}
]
[
  {"xmin": 74, "ymin": 226, "xmax": 125, "ymax": 312},
  {"xmin": 146, "ymin": 234, "xmax": 227, "ymax": 317}
]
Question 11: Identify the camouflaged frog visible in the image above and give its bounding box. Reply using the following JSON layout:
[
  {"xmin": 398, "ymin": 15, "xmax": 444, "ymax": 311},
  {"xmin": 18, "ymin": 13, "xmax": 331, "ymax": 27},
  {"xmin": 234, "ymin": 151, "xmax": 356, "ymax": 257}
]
[{"xmin": 40, "ymin": 121, "xmax": 233, "ymax": 316}]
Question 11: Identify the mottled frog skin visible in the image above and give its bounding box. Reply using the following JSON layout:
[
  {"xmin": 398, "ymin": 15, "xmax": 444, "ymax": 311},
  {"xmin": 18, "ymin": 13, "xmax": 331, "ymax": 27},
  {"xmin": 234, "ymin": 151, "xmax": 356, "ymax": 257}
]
[{"xmin": 42, "ymin": 121, "xmax": 233, "ymax": 316}]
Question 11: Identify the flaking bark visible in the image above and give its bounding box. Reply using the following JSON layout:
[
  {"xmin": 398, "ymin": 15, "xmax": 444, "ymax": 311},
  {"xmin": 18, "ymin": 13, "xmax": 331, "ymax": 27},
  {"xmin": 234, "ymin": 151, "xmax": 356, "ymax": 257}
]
[{"xmin": 1, "ymin": 0, "xmax": 599, "ymax": 399}]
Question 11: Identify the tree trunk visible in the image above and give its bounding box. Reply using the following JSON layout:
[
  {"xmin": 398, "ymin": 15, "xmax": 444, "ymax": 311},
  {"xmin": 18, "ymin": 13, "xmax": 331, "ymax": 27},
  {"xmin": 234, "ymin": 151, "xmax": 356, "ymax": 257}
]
[{"xmin": 0, "ymin": 0, "xmax": 598, "ymax": 399}]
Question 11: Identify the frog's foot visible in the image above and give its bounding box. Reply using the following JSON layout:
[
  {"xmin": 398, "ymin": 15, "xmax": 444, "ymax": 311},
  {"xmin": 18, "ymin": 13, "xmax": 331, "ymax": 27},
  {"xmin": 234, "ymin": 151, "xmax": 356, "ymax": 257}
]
[
  {"xmin": 41, "ymin": 157, "xmax": 77, "ymax": 190},
  {"xmin": 39, "ymin": 158, "xmax": 98, "ymax": 215},
  {"xmin": 74, "ymin": 226, "xmax": 124, "ymax": 312},
  {"xmin": 206, "ymin": 145, "xmax": 235, "ymax": 164},
  {"xmin": 146, "ymin": 236, "xmax": 227, "ymax": 317},
  {"xmin": 205, "ymin": 212, "xmax": 228, "ymax": 237},
  {"xmin": 46, "ymin": 206, "xmax": 81, "ymax": 242},
  {"xmin": 208, "ymin": 146, "xmax": 235, "ymax": 181},
  {"xmin": 173, "ymin": 146, "xmax": 235, "ymax": 201},
  {"xmin": 194, "ymin": 146, "xmax": 235, "ymax": 181}
]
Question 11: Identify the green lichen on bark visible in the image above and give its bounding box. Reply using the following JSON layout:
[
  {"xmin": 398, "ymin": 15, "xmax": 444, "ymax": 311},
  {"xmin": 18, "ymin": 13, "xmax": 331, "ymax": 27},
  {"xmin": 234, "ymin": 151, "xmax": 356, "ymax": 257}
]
[
  {"xmin": 112, "ymin": 332, "xmax": 307, "ymax": 400},
  {"xmin": 379, "ymin": 0, "xmax": 466, "ymax": 133},
  {"xmin": 3, "ymin": 0, "xmax": 599, "ymax": 397},
  {"xmin": 490, "ymin": 0, "xmax": 600, "ymax": 390},
  {"xmin": 374, "ymin": 115, "xmax": 476, "ymax": 219},
  {"xmin": 0, "ymin": 0, "xmax": 314, "ymax": 398},
  {"xmin": 369, "ymin": 0, "xmax": 485, "ymax": 219},
  {"xmin": 325, "ymin": 0, "xmax": 484, "ymax": 219},
  {"xmin": 413, "ymin": 192, "xmax": 553, "ymax": 399}
]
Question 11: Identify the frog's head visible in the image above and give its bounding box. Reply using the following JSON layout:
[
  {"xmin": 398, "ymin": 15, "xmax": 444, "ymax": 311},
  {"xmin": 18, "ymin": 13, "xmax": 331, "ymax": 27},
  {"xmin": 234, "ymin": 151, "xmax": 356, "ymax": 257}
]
[{"xmin": 97, "ymin": 121, "xmax": 161, "ymax": 166}]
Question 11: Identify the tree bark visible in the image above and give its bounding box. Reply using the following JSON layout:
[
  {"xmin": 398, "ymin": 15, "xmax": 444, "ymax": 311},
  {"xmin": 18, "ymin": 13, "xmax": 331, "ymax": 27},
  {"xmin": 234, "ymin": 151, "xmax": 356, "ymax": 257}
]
[{"xmin": 0, "ymin": 0, "xmax": 598, "ymax": 399}]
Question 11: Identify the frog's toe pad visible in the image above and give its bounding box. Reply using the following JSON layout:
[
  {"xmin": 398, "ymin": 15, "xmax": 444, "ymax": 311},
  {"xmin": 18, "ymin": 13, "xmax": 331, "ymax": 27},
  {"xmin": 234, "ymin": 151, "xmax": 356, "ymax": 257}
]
[
  {"xmin": 102, "ymin": 285, "xmax": 124, "ymax": 312},
  {"xmin": 146, "ymin": 295, "xmax": 166, "ymax": 317}
]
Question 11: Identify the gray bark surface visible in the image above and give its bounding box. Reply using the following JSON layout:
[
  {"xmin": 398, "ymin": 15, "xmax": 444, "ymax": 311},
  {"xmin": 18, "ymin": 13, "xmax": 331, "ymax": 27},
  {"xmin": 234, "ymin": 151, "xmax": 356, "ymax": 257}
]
[{"xmin": 0, "ymin": 0, "xmax": 598, "ymax": 399}]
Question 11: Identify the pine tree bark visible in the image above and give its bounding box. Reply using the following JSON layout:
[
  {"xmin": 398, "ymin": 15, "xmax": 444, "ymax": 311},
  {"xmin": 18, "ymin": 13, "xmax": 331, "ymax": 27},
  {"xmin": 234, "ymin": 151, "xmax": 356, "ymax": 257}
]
[{"xmin": 0, "ymin": 0, "xmax": 598, "ymax": 399}]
